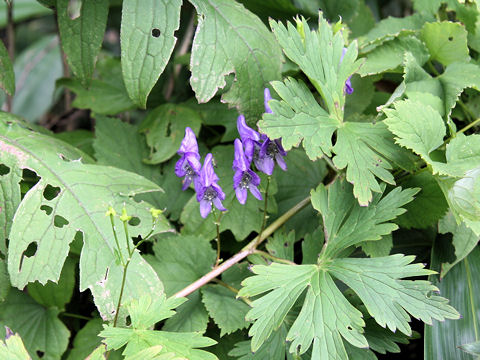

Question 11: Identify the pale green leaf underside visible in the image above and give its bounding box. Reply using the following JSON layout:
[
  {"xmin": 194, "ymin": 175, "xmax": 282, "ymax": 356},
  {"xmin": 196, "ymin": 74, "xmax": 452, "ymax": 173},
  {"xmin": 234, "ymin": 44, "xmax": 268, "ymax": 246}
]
[
  {"xmin": 189, "ymin": 0, "xmax": 282, "ymax": 120},
  {"xmin": 56, "ymin": 0, "xmax": 109, "ymax": 87},
  {"xmin": 0, "ymin": 120, "xmax": 169, "ymax": 320},
  {"xmin": 0, "ymin": 330, "xmax": 31, "ymax": 360},
  {"xmin": 0, "ymin": 158, "xmax": 21, "ymax": 255},
  {"xmin": 121, "ymin": 0, "xmax": 181, "ymax": 108}
]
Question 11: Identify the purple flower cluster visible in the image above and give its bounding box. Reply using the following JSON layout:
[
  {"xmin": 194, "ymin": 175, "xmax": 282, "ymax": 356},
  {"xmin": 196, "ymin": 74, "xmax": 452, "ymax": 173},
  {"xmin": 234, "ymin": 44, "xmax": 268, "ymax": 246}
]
[
  {"xmin": 175, "ymin": 128, "xmax": 226, "ymax": 218},
  {"xmin": 232, "ymin": 88, "xmax": 287, "ymax": 204},
  {"xmin": 175, "ymin": 88, "xmax": 288, "ymax": 215}
]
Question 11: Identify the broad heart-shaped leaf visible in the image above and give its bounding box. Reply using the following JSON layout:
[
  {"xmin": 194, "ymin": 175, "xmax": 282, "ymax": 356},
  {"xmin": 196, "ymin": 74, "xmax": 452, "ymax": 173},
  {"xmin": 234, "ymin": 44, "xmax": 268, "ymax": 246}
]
[
  {"xmin": 139, "ymin": 103, "xmax": 202, "ymax": 164},
  {"xmin": 0, "ymin": 120, "xmax": 170, "ymax": 320},
  {"xmin": 424, "ymin": 243, "xmax": 480, "ymax": 360},
  {"xmin": 0, "ymin": 40, "xmax": 14, "ymax": 96},
  {"xmin": 145, "ymin": 234, "xmax": 215, "ymax": 332},
  {"xmin": 260, "ymin": 77, "xmax": 414, "ymax": 205},
  {"xmin": 201, "ymin": 285, "xmax": 250, "ymax": 336},
  {"xmin": 270, "ymin": 16, "xmax": 362, "ymax": 122},
  {"xmin": 189, "ymin": 0, "xmax": 282, "ymax": 121},
  {"xmin": 0, "ymin": 328, "xmax": 31, "ymax": 360},
  {"xmin": 421, "ymin": 21, "xmax": 469, "ymax": 66},
  {"xmin": 0, "ymin": 157, "xmax": 21, "ymax": 256},
  {"xmin": 121, "ymin": 0, "xmax": 181, "ymax": 108},
  {"xmin": 56, "ymin": 0, "xmax": 108, "ymax": 87},
  {"xmin": 100, "ymin": 294, "xmax": 217, "ymax": 360},
  {"xmin": 0, "ymin": 289, "xmax": 70, "ymax": 360},
  {"xmin": 438, "ymin": 211, "xmax": 479, "ymax": 277},
  {"xmin": 310, "ymin": 179, "xmax": 418, "ymax": 260}
]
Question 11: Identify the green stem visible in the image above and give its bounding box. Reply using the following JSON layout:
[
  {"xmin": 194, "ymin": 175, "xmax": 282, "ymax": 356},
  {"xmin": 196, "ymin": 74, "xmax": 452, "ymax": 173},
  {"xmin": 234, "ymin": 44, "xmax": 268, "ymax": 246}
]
[
  {"xmin": 123, "ymin": 220, "xmax": 131, "ymax": 257},
  {"xmin": 259, "ymin": 176, "xmax": 271, "ymax": 240},
  {"xmin": 112, "ymin": 259, "xmax": 130, "ymax": 328},
  {"xmin": 212, "ymin": 279, "xmax": 252, "ymax": 306},
  {"xmin": 211, "ymin": 207, "xmax": 222, "ymax": 267},
  {"xmin": 252, "ymin": 249, "xmax": 296, "ymax": 265},
  {"xmin": 109, "ymin": 214, "xmax": 124, "ymax": 266},
  {"xmin": 457, "ymin": 99, "xmax": 474, "ymax": 122},
  {"xmin": 322, "ymin": 155, "xmax": 338, "ymax": 173},
  {"xmin": 60, "ymin": 312, "xmax": 92, "ymax": 321},
  {"xmin": 427, "ymin": 60, "xmax": 440, "ymax": 76},
  {"xmin": 458, "ymin": 117, "xmax": 480, "ymax": 134}
]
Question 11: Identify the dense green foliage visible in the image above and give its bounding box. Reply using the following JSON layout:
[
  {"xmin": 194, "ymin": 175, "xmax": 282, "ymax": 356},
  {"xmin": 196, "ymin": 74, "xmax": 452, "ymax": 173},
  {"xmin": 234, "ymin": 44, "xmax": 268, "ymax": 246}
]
[{"xmin": 0, "ymin": 0, "xmax": 479, "ymax": 359}]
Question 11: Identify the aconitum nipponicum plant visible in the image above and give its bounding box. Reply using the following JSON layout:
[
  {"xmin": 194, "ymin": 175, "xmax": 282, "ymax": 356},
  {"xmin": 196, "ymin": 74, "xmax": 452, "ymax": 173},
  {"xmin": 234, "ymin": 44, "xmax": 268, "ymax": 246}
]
[
  {"xmin": 196, "ymin": 153, "xmax": 226, "ymax": 218},
  {"xmin": 232, "ymin": 138, "xmax": 262, "ymax": 204},
  {"xmin": 175, "ymin": 127, "xmax": 202, "ymax": 191}
]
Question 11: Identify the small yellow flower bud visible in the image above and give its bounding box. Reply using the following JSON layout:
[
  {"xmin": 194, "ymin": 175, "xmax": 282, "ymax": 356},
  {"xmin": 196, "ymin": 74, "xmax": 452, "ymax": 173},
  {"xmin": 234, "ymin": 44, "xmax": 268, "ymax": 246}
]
[
  {"xmin": 119, "ymin": 207, "xmax": 132, "ymax": 222},
  {"xmin": 149, "ymin": 207, "xmax": 163, "ymax": 219},
  {"xmin": 105, "ymin": 206, "xmax": 116, "ymax": 217}
]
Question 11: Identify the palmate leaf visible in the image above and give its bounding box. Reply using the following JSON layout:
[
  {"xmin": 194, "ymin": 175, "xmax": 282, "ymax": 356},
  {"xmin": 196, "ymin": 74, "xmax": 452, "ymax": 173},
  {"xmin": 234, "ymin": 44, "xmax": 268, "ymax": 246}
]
[
  {"xmin": 259, "ymin": 16, "xmax": 414, "ymax": 205},
  {"xmin": 0, "ymin": 328, "xmax": 31, "ymax": 360},
  {"xmin": 0, "ymin": 119, "xmax": 170, "ymax": 320},
  {"xmin": 100, "ymin": 294, "xmax": 217, "ymax": 360},
  {"xmin": 121, "ymin": 0, "xmax": 181, "ymax": 108},
  {"xmin": 238, "ymin": 179, "xmax": 458, "ymax": 359},
  {"xmin": 188, "ymin": 0, "xmax": 282, "ymax": 121}
]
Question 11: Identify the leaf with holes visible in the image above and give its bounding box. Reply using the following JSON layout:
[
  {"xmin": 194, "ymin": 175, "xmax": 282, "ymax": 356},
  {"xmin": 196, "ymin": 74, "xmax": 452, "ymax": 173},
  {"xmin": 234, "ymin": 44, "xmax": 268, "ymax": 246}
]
[
  {"xmin": 56, "ymin": 0, "xmax": 109, "ymax": 87},
  {"xmin": 121, "ymin": 0, "xmax": 181, "ymax": 108},
  {"xmin": 0, "ymin": 160, "xmax": 21, "ymax": 256},
  {"xmin": 188, "ymin": 0, "xmax": 282, "ymax": 121},
  {"xmin": 0, "ymin": 118, "xmax": 171, "ymax": 320}
]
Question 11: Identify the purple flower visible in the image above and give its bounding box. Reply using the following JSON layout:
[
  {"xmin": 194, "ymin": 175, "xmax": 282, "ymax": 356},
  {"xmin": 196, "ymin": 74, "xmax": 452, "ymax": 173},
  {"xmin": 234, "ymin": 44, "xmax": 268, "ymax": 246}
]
[
  {"xmin": 233, "ymin": 139, "xmax": 262, "ymax": 204},
  {"xmin": 237, "ymin": 114, "xmax": 260, "ymax": 163},
  {"xmin": 341, "ymin": 48, "xmax": 354, "ymax": 95},
  {"xmin": 255, "ymin": 136, "xmax": 287, "ymax": 175},
  {"xmin": 264, "ymin": 88, "xmax": 273, "ymax": 114},
  {"xmin": 175, "ymin": 127, "xmax": 202, "ymax": 191},
  {"xmin": 196, "ymin": 153, "xmax": 226, "ymax": 218}
]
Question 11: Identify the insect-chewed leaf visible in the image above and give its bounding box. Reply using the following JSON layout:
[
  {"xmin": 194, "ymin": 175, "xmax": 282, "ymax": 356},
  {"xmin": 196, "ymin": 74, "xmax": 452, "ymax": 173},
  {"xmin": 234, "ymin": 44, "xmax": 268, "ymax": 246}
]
[{"xmin": 0, "ymin": 118, "xmax": 171, "ymax": 320}]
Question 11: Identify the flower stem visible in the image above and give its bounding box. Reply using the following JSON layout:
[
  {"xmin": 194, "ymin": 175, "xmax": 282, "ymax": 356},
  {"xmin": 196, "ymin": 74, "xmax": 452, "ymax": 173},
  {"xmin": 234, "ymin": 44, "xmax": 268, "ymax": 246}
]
[
  {"xmin": 123, "ymin": 220, "xmax": 131, "ymax": 257},
  {"xmin": 212, "ymin": 207, "xmax": 222, "ymax": 267},
  {"xmin": 60, "ymin": 312, "xmax": 92, "ymax": 321},
  {"xmin": 109, "ymin": 214, "xmax": 124, "ymax": 267},
  {"xmin": 259, "ymin": 176, "xmax": 271, "ymax": 240},
  {"xmin": 212, "ymin": 278, "xmax": 252, "ymax": 306},
  {"xmin": 458, "ymin": 117, "xmax": 480, "ymax": 134},
  {"xmin": 174, "ymin": 196, "xmax": 311, "ymax": 298},
  {"xmin": 112, "ymin": 259, "xmax": 130, "ymax": 328}
]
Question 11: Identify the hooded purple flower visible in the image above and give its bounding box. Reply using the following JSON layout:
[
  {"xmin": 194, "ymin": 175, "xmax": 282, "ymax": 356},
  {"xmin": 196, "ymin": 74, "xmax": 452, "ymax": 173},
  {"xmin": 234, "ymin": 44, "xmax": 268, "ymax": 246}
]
[
  {"xmin": 341, "ymin": 48, "xmax": 354, "ymax": 95},
  {"xmin": 264, "ymin": 88, "xmax": 273, "ymax": 114},
  {"xmin": 196, "ymin": 153, "xmax": 226, "ymax": 218},
  {"xmin": 175, "ymin": 127, "xmax": 202, "ymax": 191},
  {"xmin": 237, "ymin": 114, "xmax": 260, "ymax": 163},
  {"xmin": 233, "ymin": 139, "xmax": 262, "ymax": 204}
]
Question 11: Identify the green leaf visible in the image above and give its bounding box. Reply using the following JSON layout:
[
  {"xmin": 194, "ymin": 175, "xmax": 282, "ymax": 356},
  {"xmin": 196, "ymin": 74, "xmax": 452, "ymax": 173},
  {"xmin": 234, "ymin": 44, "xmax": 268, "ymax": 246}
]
[
  {"xmin": 58, "ymin": 58, "xmax": 136, "ymax": 115},
  {"xmin": 228, "ymin": 324, "xmax": 290, "ymax": 359},
  {"xmin": 0, "ymin": 160, "xmax": 22, "ymax": 255},
  {"xmin": 361, "ymin": 234, "xmax": 393, "ymax": 258},
  {"xmin": 459, "ymin": 341, "xmax": 480, "ymax": 356},
  {"xmin": 201, "ymin": 285, "xmax": 250, "ymax": 336},
  {"xmin": 145, "ymin": 234, "xmax": 215, "ymax": 332},
  {"xmin": 383, "ymin": 99, "xmax": 446, "ymax": 164},
  {"xmin": 0, "ymin": 0, "xmax": 52, "ymax": 27},
  {"xmin": 56, "ymin": 0, "xmax": 108, "ymax": 87},
  {"xmin": 273, "ymin": 149, "xmax": 328, "ymax": 238},
  {"xmin": 188, "ymin": 0, "xmax": 282, "ymax": 121},
  {"xmin": 139, "ymin": 104, "xmax": 202, "ymax": 164},
  {"xmin": 0, "ymin": 119, "xmax": 170, "ymax": 320},
  {"xmin": 100, "ymin": 294, "xmax": 217, "ymax": 360},
  {"xmin": 0, "ymin": 289, "xmax": 70, "ymax": 360},
  {"xmin": 396, "ymin": 172, "xmax": 449, "ymax": 229},
  {"xmin": 0, "ymin": 328, "xmax": 31, "ymax": 360},
  {"xmin": 412, "ymin": 0, "xmax": 442, "ymax": 15},
  {"xmin": 358, "ymin": 35, "xmax": 429, "ymax": 76},
  {"xmin": 270, "ymin": 16, "xmax": 362, "ymax": 121},
  {"xmin": 27, "ymin": 256, "xmax": 75, "ymax": 311},
  {"xmin": 311, "ymin": 179, "xmax": 418, "ymax": 259},
  {"xmin": 120, "ymin": 0, "xmax": 181, "ymax": 107},
  {"xmin": 55, "ymin": 130, "xmax": 95, "ymax": 158},
  {"xmin": 1, "ymin": 36, "xmax": 62, "ymax": 122},
  {"xmin": 438, "ymin": 211, "xmax": 479, "ymax": 277},
  {"xmin": 0, "ymin": 259, "xmax": 10, "ymax": 303},
  {"xmin": 66, "ymin": 318, "xmax": 104, "ymax": 360},
  {"xmin": 0, "ymin": 40, "xmax": 14, "ymax": 96},
  {"xmin": 266, "ymin": 230, "xmax": 295, "ymax": 262},
  {"xmin": 329, "ymin": 255, "xmax": 458, "ymax": 335},
  {"xmin": 359, "ymin": 13, "xmax": 427, "ymax": 52},
  {"xmin": 421, "ymin": 22, "xmax": 470, "ymax": 66},
  {"xmin": 424, "ymin": 243, "xmax": 480, "ymax": 360}
]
